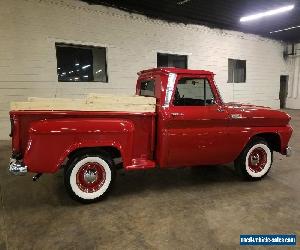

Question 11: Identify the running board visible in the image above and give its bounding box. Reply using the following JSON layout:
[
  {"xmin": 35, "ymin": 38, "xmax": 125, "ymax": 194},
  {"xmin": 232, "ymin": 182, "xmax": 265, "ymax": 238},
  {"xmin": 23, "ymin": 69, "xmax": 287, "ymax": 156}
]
[{"xmin": 125, "ymin": 158, "xmax": 156, "ymax": 170}]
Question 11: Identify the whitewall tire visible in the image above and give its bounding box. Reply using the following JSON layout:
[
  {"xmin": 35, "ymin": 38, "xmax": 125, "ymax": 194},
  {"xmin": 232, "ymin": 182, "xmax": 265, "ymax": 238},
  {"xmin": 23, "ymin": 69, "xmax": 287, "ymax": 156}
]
[
  {"xmin": 65, "ymin": 153, "xmax": 115, "ymax": 203},
  {"xmin": 235, "ymin": 138, "xmax": 273, "ymax": 180}
]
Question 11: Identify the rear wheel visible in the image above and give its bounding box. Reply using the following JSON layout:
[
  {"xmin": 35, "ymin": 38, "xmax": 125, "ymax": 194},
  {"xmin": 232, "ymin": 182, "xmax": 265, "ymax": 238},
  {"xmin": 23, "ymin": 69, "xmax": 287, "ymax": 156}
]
[
  {"xmin": 234, "ymin": 138, "xmax": 273, "ymax": 180},
  {"xmin": 64, "ymin": 153, "xmax": 115, "ymax": 203}
]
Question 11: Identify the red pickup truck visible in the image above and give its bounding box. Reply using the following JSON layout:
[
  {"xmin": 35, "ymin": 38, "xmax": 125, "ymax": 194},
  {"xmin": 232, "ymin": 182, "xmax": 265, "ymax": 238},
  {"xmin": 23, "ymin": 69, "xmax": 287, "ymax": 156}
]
[{"xmin": 9, "ymin": 68, "xmax": 293, "ymax": 203}]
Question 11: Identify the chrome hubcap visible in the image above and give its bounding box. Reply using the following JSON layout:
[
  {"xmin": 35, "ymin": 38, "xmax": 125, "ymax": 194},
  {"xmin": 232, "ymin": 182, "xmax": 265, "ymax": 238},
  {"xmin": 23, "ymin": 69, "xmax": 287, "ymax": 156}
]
[
  {"xmin": 250, "ymin": 153, "xmax": 260, "ymax": 165},
  {"xmin": 83, "ymin": 169, "xmax": 97, "ymax": 184}
]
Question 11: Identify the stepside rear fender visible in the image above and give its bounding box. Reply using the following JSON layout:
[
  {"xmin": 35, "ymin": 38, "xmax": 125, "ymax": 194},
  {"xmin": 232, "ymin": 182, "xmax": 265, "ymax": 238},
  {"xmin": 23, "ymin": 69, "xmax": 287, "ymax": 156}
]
[{"xmin": 23, "ymin": 118, "xmax": 134, "ymax": 173}]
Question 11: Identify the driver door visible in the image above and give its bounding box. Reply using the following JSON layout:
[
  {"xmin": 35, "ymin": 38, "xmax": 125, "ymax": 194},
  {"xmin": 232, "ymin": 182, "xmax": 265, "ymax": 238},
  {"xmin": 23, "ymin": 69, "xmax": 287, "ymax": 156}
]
[{"xmin": 163, "ymin": 75, "xmax": 230, "ymax": 167}]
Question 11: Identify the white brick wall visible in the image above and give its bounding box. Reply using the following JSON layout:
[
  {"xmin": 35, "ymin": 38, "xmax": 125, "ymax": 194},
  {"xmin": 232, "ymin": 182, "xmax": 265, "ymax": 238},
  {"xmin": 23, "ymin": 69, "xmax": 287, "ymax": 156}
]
[{"xmin": 0, "ymin": 0, "xmax": 291, "ymax": 139}]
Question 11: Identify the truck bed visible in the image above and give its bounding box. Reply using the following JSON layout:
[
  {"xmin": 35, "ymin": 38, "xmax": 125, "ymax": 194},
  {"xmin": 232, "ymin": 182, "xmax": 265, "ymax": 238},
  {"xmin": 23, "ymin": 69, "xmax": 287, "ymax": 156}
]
[{"xmin": 10, "ymin": 110, "xmax": 156, "ymax": 172}]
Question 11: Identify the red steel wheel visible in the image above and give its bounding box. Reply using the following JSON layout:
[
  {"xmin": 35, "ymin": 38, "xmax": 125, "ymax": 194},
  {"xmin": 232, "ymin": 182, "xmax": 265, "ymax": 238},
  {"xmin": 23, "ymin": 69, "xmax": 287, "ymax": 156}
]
[
  {"xmin": 247, "ymin": 147, "xmax": 268, "ymax": 173},
  {"xmin": 234, "ymin": 138, "xmax": 273, "ymax": 180},
  {"xmin": 76, "ymin": 162, "xmax": 106, "ymax": 193}
]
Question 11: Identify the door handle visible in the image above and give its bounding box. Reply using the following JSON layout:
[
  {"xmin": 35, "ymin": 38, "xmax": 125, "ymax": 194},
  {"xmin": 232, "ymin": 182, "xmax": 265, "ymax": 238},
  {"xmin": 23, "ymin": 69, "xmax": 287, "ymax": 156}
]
[
  {"xmin": 171, "ymin": 112, "xmax": 184, "ymax": 117},
  {"xmin": 217, "ymin": 107, "xmax": 225, "ymax": 112}
]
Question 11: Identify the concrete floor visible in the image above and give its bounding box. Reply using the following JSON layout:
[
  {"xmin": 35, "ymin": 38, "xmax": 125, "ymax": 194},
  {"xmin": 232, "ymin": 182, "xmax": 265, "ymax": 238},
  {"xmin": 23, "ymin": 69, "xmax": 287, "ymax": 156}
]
[{"xmin": 0, "ymin": 110, "xmax": 299, "ymax": 250}]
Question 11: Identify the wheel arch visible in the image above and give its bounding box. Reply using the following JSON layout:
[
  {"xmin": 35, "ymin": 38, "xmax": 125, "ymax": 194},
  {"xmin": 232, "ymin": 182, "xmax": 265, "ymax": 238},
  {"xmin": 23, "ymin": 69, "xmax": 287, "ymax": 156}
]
[
  {"xmin": 68, "ymin": 146, "xmax": 121, "ymax": 161},
  {"xmin": 250, "ymin": 132, "xmax": 281, "ymax": 152},
  {"xmin": 64, "ymin": 145, "xmax": 122, "ymax": 169},
  {"xmin": 234, "ymin": 132, "xmax": 281, "ymax": 163}
]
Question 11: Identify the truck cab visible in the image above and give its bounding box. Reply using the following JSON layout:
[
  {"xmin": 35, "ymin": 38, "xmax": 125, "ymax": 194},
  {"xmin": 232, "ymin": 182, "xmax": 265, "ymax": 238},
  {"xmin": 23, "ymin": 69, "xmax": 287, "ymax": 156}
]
[{"xmin": 137, "ymin": 68, "xmax": 292, "ymax": 168}]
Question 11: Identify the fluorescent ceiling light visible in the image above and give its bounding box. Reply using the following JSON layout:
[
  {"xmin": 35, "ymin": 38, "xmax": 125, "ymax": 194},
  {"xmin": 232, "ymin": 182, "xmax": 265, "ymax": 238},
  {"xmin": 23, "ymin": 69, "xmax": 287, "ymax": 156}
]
[
  {"xmin": 177, "ymin": 0, "xmax": 191, "ymax": 5},
  {"xmin": 82, "ymin": 65, "xmax": 91, "ymax": 69},
  {"xmin": 240, "ymin": 5, "xmax": 294, "ymax": 22},
  {"xmin": 270, "ymin": 25, "xmax": 300, "ymax": 33}
]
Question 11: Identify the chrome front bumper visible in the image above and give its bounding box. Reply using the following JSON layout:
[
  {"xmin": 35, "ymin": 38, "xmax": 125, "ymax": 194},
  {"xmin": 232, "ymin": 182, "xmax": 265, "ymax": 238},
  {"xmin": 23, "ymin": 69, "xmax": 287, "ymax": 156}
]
[
  {"xmin": 9, "ymin": 158, "xmax": 27, "ymax": 175},
  {"xmin": 286, "ymin": 147, "xmax": 293, "ymax": 157}
]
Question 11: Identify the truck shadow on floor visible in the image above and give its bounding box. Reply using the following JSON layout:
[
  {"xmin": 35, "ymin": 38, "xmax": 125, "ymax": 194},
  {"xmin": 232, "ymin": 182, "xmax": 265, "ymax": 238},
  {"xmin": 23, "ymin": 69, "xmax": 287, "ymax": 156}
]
[
  {"xmin": 109, "ymin": 165, "xmax": 240, "ymax": 198},
  {"xmin": 112, "ymin": 166, "xmax": 239, "ymax": 196},
  {"xmin": 50, "ymin": 164, "xmax": 242, "ymax": 205}
]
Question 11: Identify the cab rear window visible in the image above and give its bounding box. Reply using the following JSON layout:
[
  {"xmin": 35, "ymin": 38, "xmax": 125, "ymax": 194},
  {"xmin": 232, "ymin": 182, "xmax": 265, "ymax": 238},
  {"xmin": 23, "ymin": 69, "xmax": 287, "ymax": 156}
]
[{"xmin": 140, "ymin": 80, "xmax": 155, "ymax": 97}]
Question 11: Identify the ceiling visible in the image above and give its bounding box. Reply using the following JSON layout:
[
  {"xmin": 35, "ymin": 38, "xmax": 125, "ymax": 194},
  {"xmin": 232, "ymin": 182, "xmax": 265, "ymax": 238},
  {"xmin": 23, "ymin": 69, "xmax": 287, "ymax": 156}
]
[{"xmin": 82, "ymin": 0, "xmax": 300, "ymax": 43}]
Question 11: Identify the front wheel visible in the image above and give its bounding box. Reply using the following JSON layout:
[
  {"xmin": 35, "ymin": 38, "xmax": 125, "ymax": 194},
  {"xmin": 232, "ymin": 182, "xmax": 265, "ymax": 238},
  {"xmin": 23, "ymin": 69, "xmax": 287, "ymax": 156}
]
[
  {"xmin": 234, "ymin": 138, "xmax": 273, "ymax": 180},
  {"xmin": 64, "ymin": 153, "xmax": 115, "ymax": 203}
]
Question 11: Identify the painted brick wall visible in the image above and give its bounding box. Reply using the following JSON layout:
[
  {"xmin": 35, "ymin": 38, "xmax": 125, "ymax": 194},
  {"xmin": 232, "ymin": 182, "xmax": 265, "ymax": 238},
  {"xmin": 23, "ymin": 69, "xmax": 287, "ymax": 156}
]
[{"xmin": 0, "ymin": 0, "xmax": 290, "ymax": 139}]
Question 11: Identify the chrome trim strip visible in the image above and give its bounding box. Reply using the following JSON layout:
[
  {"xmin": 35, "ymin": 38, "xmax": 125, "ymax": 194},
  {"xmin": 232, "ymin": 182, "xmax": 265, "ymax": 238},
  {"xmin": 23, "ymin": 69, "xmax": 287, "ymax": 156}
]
[{"xmin": 231, "ymin": 114, "xmax": 243, "ymax": 119}]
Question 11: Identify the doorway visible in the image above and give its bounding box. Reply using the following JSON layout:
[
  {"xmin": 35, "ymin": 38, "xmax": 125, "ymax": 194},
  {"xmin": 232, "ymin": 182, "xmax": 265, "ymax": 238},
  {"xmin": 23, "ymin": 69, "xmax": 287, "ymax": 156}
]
[{"xmin": 279, "ymin": 75, "xmax": 289, "ymax": 109}]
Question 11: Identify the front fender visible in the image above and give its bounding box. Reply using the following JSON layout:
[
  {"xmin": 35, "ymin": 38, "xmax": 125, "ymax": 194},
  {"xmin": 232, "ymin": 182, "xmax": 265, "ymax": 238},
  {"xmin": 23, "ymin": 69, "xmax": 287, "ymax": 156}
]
[
  {"xmin": 24, "ymin": 118, "xmax": 134, "ymax": 173},
  {"xmin": 227, "ymin": 125, "xmax": 292, "ymax": 162}
]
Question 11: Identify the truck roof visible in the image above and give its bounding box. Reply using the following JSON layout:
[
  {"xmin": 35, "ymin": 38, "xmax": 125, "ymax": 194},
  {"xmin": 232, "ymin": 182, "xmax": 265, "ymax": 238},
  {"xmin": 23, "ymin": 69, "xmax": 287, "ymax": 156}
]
[{"xmin": 138, "ymin": 67, "xmax": 214, "ymax": 76}]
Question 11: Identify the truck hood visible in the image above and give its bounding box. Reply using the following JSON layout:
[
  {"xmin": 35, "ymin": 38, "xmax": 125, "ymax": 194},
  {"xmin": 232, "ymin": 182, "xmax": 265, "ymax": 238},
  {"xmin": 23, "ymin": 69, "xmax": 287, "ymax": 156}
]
[{"xmin": 224, "ymin": 102, "xmax": 291, "ymax": 127}]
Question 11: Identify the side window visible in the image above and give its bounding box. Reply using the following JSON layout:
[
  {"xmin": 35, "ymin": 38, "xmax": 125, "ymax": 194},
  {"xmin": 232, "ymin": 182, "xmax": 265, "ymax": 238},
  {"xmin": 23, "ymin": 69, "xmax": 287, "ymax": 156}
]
[
  {"xmin": 228, "ymin": 59, "xmax": 246, "ymax": 83},
  {"xmin": 56, "ymin": 43, "xmax": 108, "ymax": 82},
  {"xmin": 157, "ymin": 53, "xmax": 187, "ymax": 69},
  {"xmin": 140, "ymin": 79, "xmax": 155, "ymax": 97},
  {"xmin": 173, "ymin": 78, "xmax": 214, "ymax": 106}
]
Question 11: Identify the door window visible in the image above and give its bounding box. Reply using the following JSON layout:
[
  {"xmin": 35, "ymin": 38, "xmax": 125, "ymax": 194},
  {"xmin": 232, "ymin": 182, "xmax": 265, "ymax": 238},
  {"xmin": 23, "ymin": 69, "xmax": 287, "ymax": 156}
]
[{"xmin": 173, "ymin": 78, "xmax": 214, "ymax": 106}]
